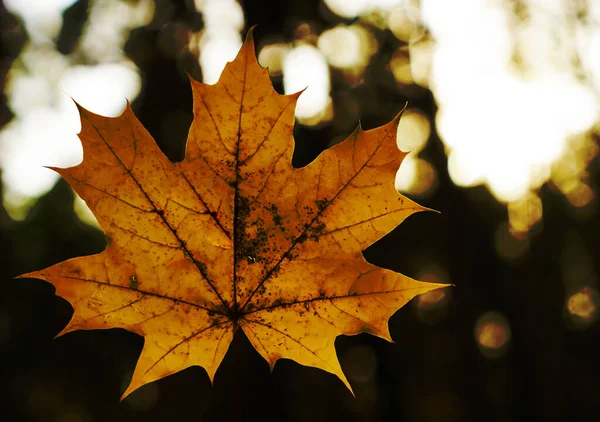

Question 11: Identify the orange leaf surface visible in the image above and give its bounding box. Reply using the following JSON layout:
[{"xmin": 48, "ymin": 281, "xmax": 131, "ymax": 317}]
[{"xmin": 18, "ymin": 29, "xmax": 448, "ymax": 398}]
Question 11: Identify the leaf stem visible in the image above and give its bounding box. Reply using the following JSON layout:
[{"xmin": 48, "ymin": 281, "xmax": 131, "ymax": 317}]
[{"xmin": 235, "ymin": 331, "xmax": 242, "ymax": 422}]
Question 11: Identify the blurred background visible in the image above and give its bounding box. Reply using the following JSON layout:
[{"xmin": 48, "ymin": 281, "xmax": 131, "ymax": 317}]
[{"xmin": 1, "ymin": 0, "xmax": 599, "ymax": 421}]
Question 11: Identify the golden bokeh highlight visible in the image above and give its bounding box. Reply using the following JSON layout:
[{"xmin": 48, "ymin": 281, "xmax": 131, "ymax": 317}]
[
  {"xmin": 413, "ymin": 269, "xmax": 451, "ymax": 324},
  {"xmin": 566, "ymin": 287, "xmax": 598, "ymax": 329},
  {"xmin": 390, "ymin": 46, "xmax": 413, "ymax": 85},
  {"xmin": 317, "ymin": 24, "xmax": 378, "ymax": 87},
  {"xmin": 318, "ymin": 24, "xmax": 376, "ymax": 70},
  {"xmin": 507, "ymin": 192, "xmax": 543, "ymax": 236},
  {"xmin": 395, "ymin": 156, "xmax": 437, "ymax": 195},
  {"xmin": 551, "ymin": 134, "xmax": 598, "ymax": 208},
  {"xmin": 478, "ymin": 322, "xmax": 508, "ymax": 349},
  {"xmin": 568, "ymin": 287, "xmax": 597, "ymax": 320},
  {"xmin": 283, "ymin": 42, "xmax": 331, "ymax": 124},
  {"xmin": 397, "ymin": 109, "xmax": 431, "ymax": 154},
  {"xmin": 418, "ymin": 288, "xmax": 446, "ymax": 307},
  {"xmin": 1, "ymin": 0, "xmax": 153, "ymax": 219},
  {"xmin": 388, "ymin": 6, "xmax": 419, "ymax": 42},
  {"xmin": 407, "ymin": 31, "xmax": 434, "ymax": 88},
  {"xmin": 475, "ymin": 312, "xmax": 511, "ymax": 358},
  {"xmin": 494, "ymin": 222, "xmax": 530, "ymax": 261},
  {"xmin": 395, "ymin": 109, "xmax": 436, "ymax": 195}
]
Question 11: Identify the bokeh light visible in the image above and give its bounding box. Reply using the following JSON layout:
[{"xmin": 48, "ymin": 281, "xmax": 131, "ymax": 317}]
[
  {"xmin": 475, "ymin": 312, "xmax": 511, "ymax": 358},
  {"xmin": 193, "ymin": 0, "xmax": 244, "ymax": 84},
  {"xmin": 395, "ymin": 109, "xmax": 436, "ymax": 195},
  {"xmin": 0, "ymin": 0, "xmax": 153, "ymax": 218},
  {"xmin": 396, "ymin": 109, "xmax": 430, "ymax": 153},
  {"xmin": 422, "ymin": 0, "xmax": 600, "ymax": 209},
  {"xmin": 408, "ymin": 30, "xmax": 435, "ymax": 87},
  {"xmin": 283, "ymin": 44, "xmax": 331, "ymax": 123},
  {"xmin": 318, "ymin": 25, "xmax": 363, "ymax": 69},
  {"xmin": 1, "ymin": 1, "xmax": 600, "ymax": 418},
  {"xmin": 323, "ymin": 0, "xmax": 404, "ymax": 19},
  {"xmin": 388, "ymin": 4, "xmax": 420, "ymax": 42},
  {"xmin": 80, "ymin": 0, "xmax": 154, "ymax": 62},
  {"xmin": 317, "ymin": 24, "xmax": 377, "ymax": 79},
  {"xmin": 413, "ymin": 268, "xmax": 451, "ymax": 324},
  {"xmin": 566, "ymin": 287, "xmax": 598, "ymax": 328},
  {"xmin": 507, "ymin": 192, "xmax": 543, "ymax": 236},
  {"xmin": 551, "ymin": 134, "xmax": 598, "ymax": 208},
  {"xmin": 395, "ymin": 155, "xmax": 436, "ymax": 195},
  {"xmin": 258, "ymin": 43, "xmax": 288, "ymax": 76},
  {"xmin": 495, "ymin": 222, "xmax": 531, "ymax": 262},
  {"xmin": 390, "ymin": 46, "xmax": 413, "ymax": 85},
  {"xmin": 4, "ymin": 0, "xmax": 78, "ymax": 41},
  {"xmin": 197, "ymin": 34, "xmax": 243, "ymax": 84}
]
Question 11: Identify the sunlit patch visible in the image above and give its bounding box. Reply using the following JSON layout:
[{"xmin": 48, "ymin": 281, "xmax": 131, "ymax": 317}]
[
  {"xmin": 1, "ymin": 59, "xmax": 141, "ymax": 218},
  {"xmin": 494, "ymin": 222, "xmax": 530, "ymax": 261},
  {"xmin": 6, "ymin": 48, "xmax": 69, "ymax": 115},
  {"xmin": 475, "ymin": 312, "xmax": 511, "ymax": 358},
  {"xmin": 258, "ymin": 43, "xmax": 288, "ymax": 76},
  {"xmin": 340, "ymin": 345, "xmax": 378, "ymax": 383},
  {"xmin": 4, "ymin": 0, "xmax": 78, "ymax": 41},
  {"xmin": 566, "ymin": 287, "xmax": 598, "ymax": 329},
  {"xmin": 80, "ymin": 0, "xmax": 154, "ymax": 62},
  {"xmin": 59, "ymin": 62, "xmax": 141, "ymax": 116},
  {"xmin": 1, "ymin": 0, "xmax": 151, "ymax": 218},
  {"xmin": 283, "ymin": 44, "xmax": 331, "ymax": 123},
  {"xmin": 0, "ymin": 103, "xmax": 82, "ymax": 216},
  {"xmin": 422, "ymin": 0, "xmax": 600, "ymax": 214}
]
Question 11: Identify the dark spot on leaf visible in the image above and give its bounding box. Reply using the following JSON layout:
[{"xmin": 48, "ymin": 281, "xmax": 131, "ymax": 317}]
[
  {"xmin": 129, "ymin": 274, "xmax": 138, "ymax": 289},
  {"xmin": 315, "ymin": 198, "xmax": 329, "ymax": 211}
]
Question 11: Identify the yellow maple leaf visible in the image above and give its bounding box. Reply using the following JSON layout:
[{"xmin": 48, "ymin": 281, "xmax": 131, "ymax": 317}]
[{"xmin": 18, "ymin": 29, "xmax": 448, "ymax": 399}]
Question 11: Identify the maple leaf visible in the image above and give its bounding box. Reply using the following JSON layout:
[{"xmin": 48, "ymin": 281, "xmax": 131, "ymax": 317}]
[{"xmin": 18, "ymin": 29, "xmax": 448, "ymax": 399}]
